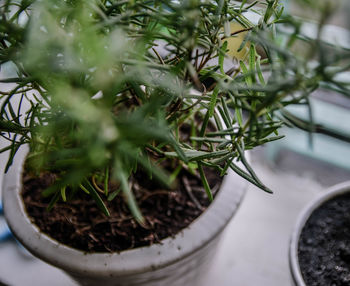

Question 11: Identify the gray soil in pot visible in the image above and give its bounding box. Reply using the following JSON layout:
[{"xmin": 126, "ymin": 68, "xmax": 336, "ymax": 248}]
[{"xmin": 298, "ymin": 193, "xmax": 350, "ymax": 286}]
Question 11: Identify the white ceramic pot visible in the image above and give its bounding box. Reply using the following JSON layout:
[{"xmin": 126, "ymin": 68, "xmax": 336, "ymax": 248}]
[
  {"xmin": 289, "ymin": 181, "xmax": 350, "ymax": 286},
  {"xmin": 2, "ymin": 146, "xmax": 248, "ymax": 286}
]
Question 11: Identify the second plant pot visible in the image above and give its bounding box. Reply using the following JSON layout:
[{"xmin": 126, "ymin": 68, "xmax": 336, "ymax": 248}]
[
  {"xmin": 3, "ymin": 146, "xmax": 248, "ymax": 286},
  {"xmin": 289, "ymin": 181, "xmax": 350, "ymax": 286}
]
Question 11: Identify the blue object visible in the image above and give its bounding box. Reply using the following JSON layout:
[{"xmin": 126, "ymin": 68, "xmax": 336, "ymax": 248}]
[{"xmin": 0, "ymin": 201, "xmax": 12, "ymax": 242}]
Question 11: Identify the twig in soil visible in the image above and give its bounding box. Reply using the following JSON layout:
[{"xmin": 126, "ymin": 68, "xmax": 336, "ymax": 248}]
[
  {"xmin": 128, "ymin": 235, "xmax": 135, "ymax": 250},
  {"xmin": 110, "ymin": 223, "xmax": 116, "ymax": 236},
  {"xmin": 153, "ymin": 232, "xmax": 161, "ymax": 244},
  {"xmin": 104, "ymin": 245, "xmax": 114, "ymax": 252},
  {"xmin": 181, "ymin": 163, "xmax": 201, "ymax": 180},
  {"xmin": 92, "ymin": 175, "xmax": 104, "ymax": 194},
  {"xmin": 88, "ymin": 233, "xmax": 99, "ymax": 242},
  {"xmin": 23, "ymin": 201, "xmax": 47, "ymax": 208},
  {"xmin": 110, "ymin": 226, "xmax": 128, "ymax": 236},
  {"xmin": 140, "ymin": 190, "xmax": 172, "ymax": 202},
  {"xmin": 182, "ymin": 176, "xmax": 204, "ymax": 211},
  {"xmin": 107, "ymin": 216, "xmax": 133, "ymax": 224}
]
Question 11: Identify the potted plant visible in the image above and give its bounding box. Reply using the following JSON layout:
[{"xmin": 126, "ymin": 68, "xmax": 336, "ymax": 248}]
[
  {"xmin": 289, "ymin": 181, "xmax": 350, "ymax": 286},
  {"xmin": 0, "ymin": 0, "xmax": 348, "ymax": 285}
]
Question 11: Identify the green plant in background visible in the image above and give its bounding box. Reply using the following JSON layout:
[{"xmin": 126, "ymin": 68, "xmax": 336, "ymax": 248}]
[{"xmin": 0, "ymin": 0, "xmax": 349, "ymax": 222}]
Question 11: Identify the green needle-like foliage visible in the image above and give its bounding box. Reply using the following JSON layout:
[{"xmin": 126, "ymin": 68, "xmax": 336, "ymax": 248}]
[{"xmin": 0, "ymin": 0, "xmax": 349, "ymax": 218}]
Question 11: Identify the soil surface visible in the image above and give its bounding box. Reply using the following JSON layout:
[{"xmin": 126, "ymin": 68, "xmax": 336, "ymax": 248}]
[
  {"xmin": 298, "ymin": 193, "xmax": 350, "ymax": 286},
  {"xmin": 22, "ymin": 167, "xmax": 221, "ymax": 253}
]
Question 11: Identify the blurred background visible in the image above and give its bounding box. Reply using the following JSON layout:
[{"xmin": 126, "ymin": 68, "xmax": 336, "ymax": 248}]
[{"xmin": 0, "ymin": 0, "xmax": 349, "ymax": 285}]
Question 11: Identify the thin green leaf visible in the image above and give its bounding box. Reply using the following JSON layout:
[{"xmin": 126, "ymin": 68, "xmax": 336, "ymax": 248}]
[
  {"xmin": 209, "ymin": 87, "xmax": 219, "ymax": 117},
  {"xmin": 60, "ymin": 186, "xmax": 67, "ymax": 202},
  {"xmin": 256, "ymin": 56, "xmax": 266, "ymax": 85},
  {"xmin": 239, "ymin": 0, "xmax": 248, "ymax": 12},
  {"xmin": 4, "ymin": 134, "xmax": 26, "ymax": 172},
  {"xmin": 7, "ymin": 102, "xmax": 19, "ymax": 124},
  {"xmin": 244, "ymin": 1, "xmax": 259, "ymax": 11},
  {"xmin": 104, "ymin": 166, "xmax": 109, "ymax": 196},
  {"xmin": 220, "ymin": 97, "xmax": 232, "ymax": 128},
  {"xmin": 0, "ymin": 119, "xmax": 28, "ymax": 133},
  {"xmin": 240, "ymin": 60, "xmax": 252, "ymax": 86},
  {"xmin": 214, "ymin": 112, "xmax": 224, "ymax": 131},
  {"xmin": 82, "ymin": 179, "xmax": 110, "ymax": 217},
  {"xmin": 108, "ymin": 189, "xmax": 121, "ymax": 201},
  {"xmin": 220, "ymin": 156, "xmax": 234, "ymax": 176},
  {"xmin": 190, "ymin": 137, "xmax": 226, "ymax": 143},
  {"xmin": 237, "ymin": 32, "xmax": 250, "ymax": 53},
  {"xmin": 216, "ymin": 0, "xmax": 225, "ymax": 15},
  {"xmin": 230, "ymin": 161, "xmax": 273, "ymax": 193},
  {"xmin": 264, "ymin": 0, "xmax": 275, "ymax": 23},
  {"xmin": 219, "ymin": 41, "xmax": 228, "ymax": 75},
  {"xmin": 199, "ymin": 110, "xmax": 210, "ymax": 138},
  {"xmin": 169, "ymin": 164, "xmax": 182, "ymax": 184},
  {"xmin": 79, "ymin": 184, "xmax": 90, "ymax": 195},
  {"xmin": 170, "ymin": 136, "xmax": 188, "ymax": 163},
  {"xmin": 198, "ymin": 163, "xmax": 213, "ymax": 201},
  {"xmin": 249, "ymin": 44, "xmax": 256, "ymax": 84},
  {"xmin": 46, "ymin": 191, "xmax": 61, "ymax": 212},
  {"xmin": 116, "ymin": 169, "xmax": 144, "ymax": 224},
  {"xmin": 235, "ymin": 142, "xmax": 272, "ymax": 193},
  {"xmin": 165, "ymin": 149, "xmax": 230, "ymax": 161},
  {"xmin": 228, "ymin": 93, "xmax": 242, "ymax": 127}
]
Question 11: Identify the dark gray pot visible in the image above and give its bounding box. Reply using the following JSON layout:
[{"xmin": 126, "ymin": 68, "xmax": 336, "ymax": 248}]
[{"xmin": 289, "ymin": 181, "xmax": 350, "ymax": 286}]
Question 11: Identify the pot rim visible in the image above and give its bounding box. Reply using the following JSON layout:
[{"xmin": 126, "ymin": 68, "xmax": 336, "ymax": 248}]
[
  {"xmin": 2, "ymin": 145, "xmax": 248, "ymax": 277},
  {"xmin": 289, "ymin": 180, "xmax": 350, "ymax": 286}
]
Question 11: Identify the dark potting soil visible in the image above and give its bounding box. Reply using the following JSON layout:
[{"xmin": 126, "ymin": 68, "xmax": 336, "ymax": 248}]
[
  {"xmin": 22, "ymin": 167, "xmax": 221, "ymax": 253},
  {"xmin": 298, "ymin": 193, "xmax": 350, "ymax": 286}
]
